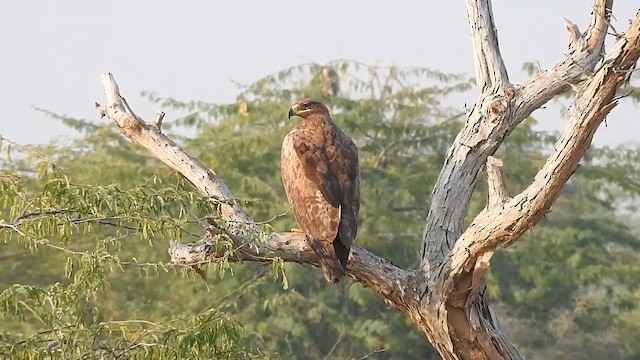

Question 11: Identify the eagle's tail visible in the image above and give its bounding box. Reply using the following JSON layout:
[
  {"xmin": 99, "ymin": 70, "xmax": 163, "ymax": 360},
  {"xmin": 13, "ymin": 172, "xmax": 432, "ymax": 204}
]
[{"xmin": 309, "ymin": 238, "xmax": 349, "ymax": 284}]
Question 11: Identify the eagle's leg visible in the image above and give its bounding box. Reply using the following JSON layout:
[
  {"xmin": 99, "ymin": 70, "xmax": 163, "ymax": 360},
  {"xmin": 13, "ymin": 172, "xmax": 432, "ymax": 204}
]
[{"xmin": 290, "ymin": 227, "xmax": 305, "ymax": 233}]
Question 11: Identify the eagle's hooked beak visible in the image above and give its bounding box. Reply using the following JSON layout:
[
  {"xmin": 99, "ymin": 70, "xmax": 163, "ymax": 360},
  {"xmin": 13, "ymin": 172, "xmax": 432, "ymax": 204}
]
[{"xmin": 288, "ymin": 104, "xmax": 299, "ymax": 119}]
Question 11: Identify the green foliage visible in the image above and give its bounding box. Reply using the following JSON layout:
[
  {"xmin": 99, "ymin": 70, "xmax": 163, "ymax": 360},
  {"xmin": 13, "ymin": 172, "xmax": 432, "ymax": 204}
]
[
  {"xmin": 1, "ymin": 60, "xmax": 639, "ymax": 359},
  {"xmin": 0, "ymin": 139, "xmax": 269, "ymax": 358},
  {"xmin": 0, "ymin": 280, "xmax": 263, "ymax": 359}
]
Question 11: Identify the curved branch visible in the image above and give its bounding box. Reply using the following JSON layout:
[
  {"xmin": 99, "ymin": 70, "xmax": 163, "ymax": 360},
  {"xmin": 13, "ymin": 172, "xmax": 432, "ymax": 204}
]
[{"xmin": 95, "ymin": 74, "xmax": 256, "ymax": 243}]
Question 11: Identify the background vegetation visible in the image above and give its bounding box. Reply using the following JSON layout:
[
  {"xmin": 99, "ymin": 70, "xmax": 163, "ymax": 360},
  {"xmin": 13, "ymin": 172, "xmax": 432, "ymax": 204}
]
[{"xmin": 1, "ymin": 60, "xmax": 639, "ymax": 359}]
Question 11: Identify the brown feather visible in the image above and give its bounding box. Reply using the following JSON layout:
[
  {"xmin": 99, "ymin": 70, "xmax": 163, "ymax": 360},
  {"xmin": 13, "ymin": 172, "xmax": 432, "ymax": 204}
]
[{"xmin": 281, "ymin": 98, "xmax": 360, "ymax": 283}]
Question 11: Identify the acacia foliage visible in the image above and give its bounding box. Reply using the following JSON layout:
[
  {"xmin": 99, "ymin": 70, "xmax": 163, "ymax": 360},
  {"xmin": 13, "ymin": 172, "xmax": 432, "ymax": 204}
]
[{"xmin": 1, "ymin": 60, "xmax": 639, "ymax": 359}]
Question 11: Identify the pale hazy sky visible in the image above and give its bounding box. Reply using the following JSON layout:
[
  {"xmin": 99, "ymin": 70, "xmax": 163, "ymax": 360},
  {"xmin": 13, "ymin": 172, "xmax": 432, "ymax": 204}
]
[{"xmin": 1, "ymin": 1, "xmax": 638, "ymax": 146}]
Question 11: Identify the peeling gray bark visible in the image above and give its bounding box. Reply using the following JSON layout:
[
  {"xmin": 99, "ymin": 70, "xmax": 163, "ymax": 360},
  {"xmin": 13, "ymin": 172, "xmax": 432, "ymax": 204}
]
[{"xmin": 97, "ymin": 1, "xmax": 640, "ymax": 358}]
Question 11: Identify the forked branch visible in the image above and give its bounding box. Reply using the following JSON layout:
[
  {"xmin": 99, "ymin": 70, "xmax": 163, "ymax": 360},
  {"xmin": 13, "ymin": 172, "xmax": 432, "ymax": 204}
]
[
  {"xmin": 451, "ymin": 8, "xmax": 640, "ymax": 280},
  {"xmin": 420, "ymin": 0, "xmax": 614, "ymax": 274}
]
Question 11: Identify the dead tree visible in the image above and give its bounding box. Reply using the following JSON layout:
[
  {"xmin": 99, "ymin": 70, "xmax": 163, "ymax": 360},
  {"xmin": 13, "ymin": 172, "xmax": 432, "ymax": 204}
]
[{"xmin": 95, "ymin": 0, "xmax": 640, "ymax": 358}]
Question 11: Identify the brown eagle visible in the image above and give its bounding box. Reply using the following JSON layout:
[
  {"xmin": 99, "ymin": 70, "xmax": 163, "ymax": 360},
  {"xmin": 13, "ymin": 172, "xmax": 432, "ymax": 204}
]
[{"xmin": 281, "ymin": 98, "xmax": 360, "ymax": 283}]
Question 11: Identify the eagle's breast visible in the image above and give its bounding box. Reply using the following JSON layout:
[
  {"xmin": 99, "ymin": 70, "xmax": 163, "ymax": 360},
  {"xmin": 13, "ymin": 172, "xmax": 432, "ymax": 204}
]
[{"xmin": 281, "ymin": 130, "xmax": 340, "ymax": 241}]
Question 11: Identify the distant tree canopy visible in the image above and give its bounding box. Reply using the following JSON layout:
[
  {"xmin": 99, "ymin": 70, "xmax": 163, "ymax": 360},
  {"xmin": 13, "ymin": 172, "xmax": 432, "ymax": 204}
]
[{"xmin": 1, "ymin": 60, "xmax": 640, "ymax": 359}]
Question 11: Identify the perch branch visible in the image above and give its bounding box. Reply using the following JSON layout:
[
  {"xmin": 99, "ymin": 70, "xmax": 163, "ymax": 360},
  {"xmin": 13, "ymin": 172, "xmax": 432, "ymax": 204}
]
[{"xmin": 96, "ymin": 73, "xmax": 419, "ymax": 312}]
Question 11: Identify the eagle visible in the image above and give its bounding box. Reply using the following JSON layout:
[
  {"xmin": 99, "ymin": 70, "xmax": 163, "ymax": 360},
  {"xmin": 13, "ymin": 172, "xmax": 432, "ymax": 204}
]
[{"xmin": 281, "ymin": 98, "xmax": 360, "ymax": 283}]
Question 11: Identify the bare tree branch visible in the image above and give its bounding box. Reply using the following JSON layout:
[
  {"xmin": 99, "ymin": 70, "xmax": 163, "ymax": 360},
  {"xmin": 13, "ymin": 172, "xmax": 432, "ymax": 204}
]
[
  {"xmin": 514, "ymin": 0, "xmax": 613, "ymax": 121},
  {"xmin": 453, "ymin": 8, "xmax": 640, "ymax": 274},
  {"xmin": 466, "ymin": 0, "xmax": 510, "ymax": 91},
  {"xmin": 427, "ymin": 8, "xmax": 640, "ymax": 359},
  {"xmin": 486, "ymin": 156, "xmax": 510, "ymax": 211}
]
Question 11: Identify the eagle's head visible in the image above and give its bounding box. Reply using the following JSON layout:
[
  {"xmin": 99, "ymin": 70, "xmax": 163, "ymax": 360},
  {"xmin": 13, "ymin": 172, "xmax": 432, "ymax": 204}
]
[{"xmin": 288, "ymin": 98, "xmax": 330, "ymax": 119}]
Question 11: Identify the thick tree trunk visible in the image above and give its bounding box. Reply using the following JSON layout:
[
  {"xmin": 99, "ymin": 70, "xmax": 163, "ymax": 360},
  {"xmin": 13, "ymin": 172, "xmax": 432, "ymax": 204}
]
[{"xmin": 96, "ymin": 1, "xmax": 640, "ymax": 358}]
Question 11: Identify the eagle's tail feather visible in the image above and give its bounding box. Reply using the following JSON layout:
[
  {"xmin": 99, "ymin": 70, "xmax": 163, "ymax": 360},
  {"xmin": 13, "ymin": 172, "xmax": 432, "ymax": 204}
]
[
  {"xmin": 333, "ymin": 237, "xmax": 350, "ymax": 273},
  {"xmin": 309, "ymin": 239, "xmax": 346, "ymax": 284}
]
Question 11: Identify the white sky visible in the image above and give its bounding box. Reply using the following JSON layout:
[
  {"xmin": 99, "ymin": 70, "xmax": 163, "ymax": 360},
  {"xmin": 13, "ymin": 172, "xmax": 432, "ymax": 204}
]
[{"xmin": 1, "ymin": 1, "xmax": 638, "ymax": 146}]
